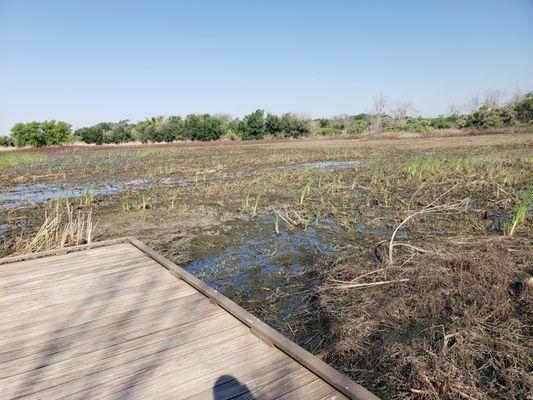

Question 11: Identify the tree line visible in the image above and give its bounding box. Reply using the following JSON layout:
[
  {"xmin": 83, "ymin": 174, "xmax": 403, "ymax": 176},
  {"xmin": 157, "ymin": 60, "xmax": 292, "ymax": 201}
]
[{"xmin": 2, "ymin": 92, "xmax": 532, "ymax": 147}]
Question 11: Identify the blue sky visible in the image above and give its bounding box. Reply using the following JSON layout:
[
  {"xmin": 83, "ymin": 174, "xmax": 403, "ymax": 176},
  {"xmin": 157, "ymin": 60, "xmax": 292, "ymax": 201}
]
[{"xmin": 0, "ymin": 0, "xmax": 532, "ymax": 133}]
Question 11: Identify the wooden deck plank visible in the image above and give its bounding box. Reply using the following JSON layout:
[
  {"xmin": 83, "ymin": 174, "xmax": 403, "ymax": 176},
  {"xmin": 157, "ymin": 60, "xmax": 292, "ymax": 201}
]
[
  {"xmin": 0, "ymin": 321, "xmax": 251, "ymax": 397},
  {"xmin": 0, "ymin": 267, "xmax": 181, "ymax": 316},
  {"xmin": 277, "ymin": 378, "xmax": 346, "ymax": 400},
  {"xmin": 60, "ymin": 339, "xmax": 275, "ymax": 400},
  {"xmin": 0, "ymin": 260, "xmax": 174, "ymax": 309},
  {"xmin": 0, "ymin": 279, "xmax": 194, "ymax": 333},
  {"xmin": 0, "ymin": 310, "xmax": 230, "ymax": 379},
  {"xmin": 11, "ymin": 330, "xmax": 259, "ymax": 399},
  {"xmin": 181, "ymin": 354, "xmax": 348, "ymax": 400},
  {"xmin": 109, "ymin": 344, "xmax": 287, "ymax": 400},
  {"xmin": 0, "ymin": 240, "xmax": 377, "ymax": 400},
  {"xmin": 0, "ymin": 291, "xmax": 208, "ymax": 348},
  {"xmin": 0, "ymin": 246, "xmax": 158, "ymax": 290},
  {"xmin": 0, "ymin": 244, "xmax": 135, "ymax": 278},
  {"xmin": 1, "ymin": 258, "xmax": 161, "ymax": 297},
  {"xmin": 0, "ymin": 293, "xmax": 209, "ymax": 363},
  {"xmin": 0, "ymin": 251, "xmax": 155, "ymax": 288}
]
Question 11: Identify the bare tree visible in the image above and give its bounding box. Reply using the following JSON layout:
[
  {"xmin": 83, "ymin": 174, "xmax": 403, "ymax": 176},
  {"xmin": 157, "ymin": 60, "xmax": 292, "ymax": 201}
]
[
  {"xmin": 447, "ymin": 103, "xmax": 463, "ymax": 116},
  {"xmin": 466, "ymin": 94, "xmax": 481, "ymax": 113},
  {"xmin": 371, "ymin": 93, "xmax": 388, "ymax": 115},
  {"xmin": 508, "ymin": 88, "xmax": 525, "ymax": 105},
  {"xmin": 482, "ymin": 89, "xmax": 505, "ymax": 109},
  {"xmin": 390, "ymin": 100, "xmax": 413, "ymax": 121},
  {"xmin": 369, "ymin": 93, "xmax": 388, "ymax": 131}
]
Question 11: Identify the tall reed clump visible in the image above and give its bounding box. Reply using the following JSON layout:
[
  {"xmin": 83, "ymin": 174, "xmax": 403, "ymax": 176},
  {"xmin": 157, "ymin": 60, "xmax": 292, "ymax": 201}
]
[
  {"xmin": 20, "ymin": 199, "xmax": 94, "ymax": 253},
  {"xmin": 507, "ymin": 186, "xmax": 532, "ymax": 237}
]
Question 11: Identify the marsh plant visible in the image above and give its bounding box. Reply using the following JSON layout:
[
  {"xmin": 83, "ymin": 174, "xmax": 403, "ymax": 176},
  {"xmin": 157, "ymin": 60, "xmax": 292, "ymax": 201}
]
[
  {"xmin": 507, "ymin": 187, "xmax": 532, "ymax": 236},
  {"xmin": 138, "ymin": 189, "xmax": 152, "ymax": 210},
  {"xmin": 20, "ymin": 199, "xmax": 94, "ymax": 253}
]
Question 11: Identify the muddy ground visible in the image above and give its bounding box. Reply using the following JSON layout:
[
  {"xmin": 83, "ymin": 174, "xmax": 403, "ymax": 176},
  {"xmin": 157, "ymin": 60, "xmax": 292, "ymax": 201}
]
[{"xmin": 1, "ymin": 132, "xmax": 532, "ymax": 399}]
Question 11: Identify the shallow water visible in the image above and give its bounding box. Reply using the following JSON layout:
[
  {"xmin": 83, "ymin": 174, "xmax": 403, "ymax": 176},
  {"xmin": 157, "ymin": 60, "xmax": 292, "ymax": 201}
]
[
  {"xmin": 187, "ymin": 224, "xmax": 332, "ymax": 293},
  {"xmin": 0, "ymin": 159, "xmax": 362, "ymax": 209},
  {"xmin": 0, "ymin": 176, "xmax": 199, "ymax": 209},
  {"xmin": 186, "ymin": 217, "xmax": 335, "ymax": 340},
  {"xmin": 0, "ymin": 182, "xmax": 125, "ymax": 208},
  {"xmin": 283, "ymin": 159, "xmax": 361, "ymax": 170},
  {"xmin": 184, "ymin": 213, "xmax": 397, "ymax": 342}
]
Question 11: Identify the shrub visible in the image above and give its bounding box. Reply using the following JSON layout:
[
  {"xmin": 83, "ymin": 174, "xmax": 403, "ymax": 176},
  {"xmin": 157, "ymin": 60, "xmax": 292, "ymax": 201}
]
[
  {"xmin": 75, "ymin": 122, "xmax": 113, "ymax": 144},
  {"xmin": 350, "ymin": 118, "xmax": 369, "ymax": 134},
  {"xmin": 220, "ymin": 129, "xmax": 240, "ymax": 141},
  {"xmin": 0, "ymin": 135, "xmax": 14, "ymax": 147},
  {"xmin": 238, "ymin": 110, "xmax": 265, "ymax": 140},
  {"xmin": 184, "ymin": 114, "xmax": 225, "ymax": 141},
  {"xmin": 514, "ymin": 96, "xmax": 533, "ymax": 123},
  {"xmin": 404, "ymin": 118, "xmax": 432, "ymax": 132},
  {"xmin": 429, "ymin": 117, "xmax": 453, "ymax": 129},
  {"xmin": 280, "ymin": 113, "xmax": 310, "ymax": 137},
  {"xmin": 265, "ymin": 113, "xmax": 284, "ymax": 137},
  {"xmin": 135, "ymin": 117, "xmax": 164, "ymax": 143},
  {"xmin": 161, "ymin": 116, "xmax": 187, "ymax": 141},
  {"xmin": 11, "ymin": 120, "xmax": 72, "ymax": 147},
  {"xmin": 313, "ymin": 127, "xmax": 343, "ymax": 136},
  {"xmin": 464, "ymin": 107, "xmax": 503, "ymax": 128},
  {"xmin": 317, "ymin": 118, "xmax": 329, "ymax": 128}
]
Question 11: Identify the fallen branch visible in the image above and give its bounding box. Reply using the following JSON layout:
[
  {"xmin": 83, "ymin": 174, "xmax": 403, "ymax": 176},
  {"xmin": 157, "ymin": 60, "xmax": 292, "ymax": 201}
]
[
  {"xmin": 388, "ymin": 184, "xmax": 468, "ymax": 265},
  {"xmin": 326, "ymin": 278, "xmax": 410, "ymax": 290}
]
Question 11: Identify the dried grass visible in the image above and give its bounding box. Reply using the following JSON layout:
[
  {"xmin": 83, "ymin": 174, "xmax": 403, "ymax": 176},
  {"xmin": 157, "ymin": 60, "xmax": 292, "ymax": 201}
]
[
  {"xmin": 313, "ymin": 236, "xmax": 532, "ymax": 400},
  {"xmin": 19, "ymin": 199, "xmax": 94, "ymax": 253}
]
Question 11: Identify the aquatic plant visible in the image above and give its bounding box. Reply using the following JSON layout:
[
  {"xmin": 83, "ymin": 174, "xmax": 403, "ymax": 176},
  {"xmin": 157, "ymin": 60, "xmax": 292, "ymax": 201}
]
[
  {"xmin": 507, "ymin": 187, "xmax": 532, "ymax": 237},
  {"xmin": 138, "ymin": 189, "xmax": 152, "ymax": 210},
  {"xmin": 251, "ymin": 193, "xmax": 261, "ymax": 217},
  {"xmin": 299, "ymin": 181, "xmax": 312, "ymax": 205},
  {"xmin": 80, "ymin": 188, "xmax": 94, "ymax": 206},
  {"xmin": 121, "ymin": 193, "xmax": 132, "ymax": 212},
  {"xmin": 274, "ymin": 212, "xmax": 280, "ymax": 235},
  {"xmin": 404, "ymin": 155, "xmax": 442, "ymax": 180}
]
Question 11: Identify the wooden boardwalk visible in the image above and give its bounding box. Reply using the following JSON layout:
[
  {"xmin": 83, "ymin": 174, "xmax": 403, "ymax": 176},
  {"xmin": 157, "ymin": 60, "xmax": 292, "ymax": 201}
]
[{"xmin": 0, "ymin": 238, "xmax": 378, "ymax": 400}]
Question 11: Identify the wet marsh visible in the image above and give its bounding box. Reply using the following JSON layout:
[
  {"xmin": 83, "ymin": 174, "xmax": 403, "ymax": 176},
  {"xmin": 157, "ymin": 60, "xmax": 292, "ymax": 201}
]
[{"xmin": 1, "ymin": 133, "xmax": 532, "ymax": 399}]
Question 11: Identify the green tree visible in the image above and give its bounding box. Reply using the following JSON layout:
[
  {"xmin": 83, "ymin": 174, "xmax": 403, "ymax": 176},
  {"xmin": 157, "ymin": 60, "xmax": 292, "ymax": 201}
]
[
  {"xmin": 514, "ymin": 96, "xmax": 533, "ymax": 123},
  {"xmin": 75, "ymin": 122, "xmax": 113, "ymax": 144},
  {"xmin": 106, "ymin": 120, "xmax": 133, "ymax": 143},
  {"xmin": 11, "ymin": 120, "xmax": 72, "ymax": 147},
  {"xmin": 161, "ymin": 116, "xmax": 186, "ymax": 141},
  {"xmin": 464, "ymin": 107, "xmax": 503, "ymax": 128},
  {"xmin": 265, "ymin": 113, "xmax": 283, "ymax": 137},
  {"xmin": 135, "ymin": 117, "xmax": 163, "ymax": 143},
  {"xmin": 238, "ymin": 109, "xmax": 265, "ymax": 140},
  {"xmin": 280, "ymin": 113, "xmax": 310, "ymax": 137},
  {"xmin": 184, "ymin": 114, "xmax": 224, "ymax": 141},
  {"xmin": 0, "ymin": 135, "xmax": 14, "ymax": 147}
]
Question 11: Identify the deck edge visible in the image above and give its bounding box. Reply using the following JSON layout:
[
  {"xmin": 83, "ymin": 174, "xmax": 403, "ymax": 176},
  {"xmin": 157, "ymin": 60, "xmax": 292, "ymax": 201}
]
[{"xmin": 125, "ymin": 236, "xmax": 379, "ymax": 400}]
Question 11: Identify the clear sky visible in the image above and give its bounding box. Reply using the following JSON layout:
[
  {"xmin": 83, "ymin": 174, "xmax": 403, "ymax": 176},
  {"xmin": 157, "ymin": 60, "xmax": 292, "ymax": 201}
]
[{"xmin": 0, "ymin": 0, "xmax": 532, "ymax": 133}]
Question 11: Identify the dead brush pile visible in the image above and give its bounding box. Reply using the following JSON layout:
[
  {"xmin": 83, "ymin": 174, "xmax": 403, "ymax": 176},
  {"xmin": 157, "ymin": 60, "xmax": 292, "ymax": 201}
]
[{"xmin": 313, "ymin": 234, "xmax": 532, "ymax": 399}]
